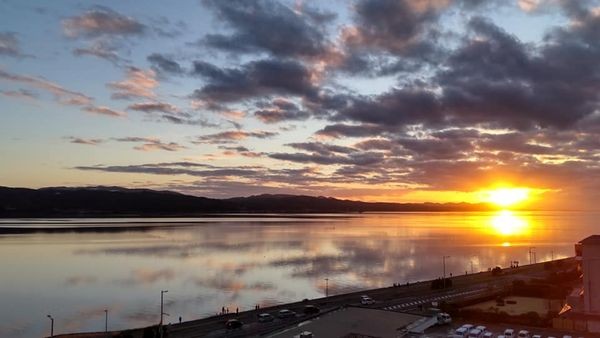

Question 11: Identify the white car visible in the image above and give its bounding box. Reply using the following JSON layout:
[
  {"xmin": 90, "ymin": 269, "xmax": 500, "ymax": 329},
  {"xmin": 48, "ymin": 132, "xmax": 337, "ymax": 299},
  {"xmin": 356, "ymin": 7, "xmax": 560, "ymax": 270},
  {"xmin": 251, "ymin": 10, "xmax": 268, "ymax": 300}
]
[
  {"xmin": 483, "ymin": 332, "xmax": 493, "ymax": 338},
  {"xmin": 360, "ymin": 296, "xmax": 374, "ymax": 305},
  {"xmin": 518, "ymin": 330, "xmax": 530, "ymax": 338},
  {"xmin": 454, "ymin": 327, "xmax": 469, "ymax": 338},
  {"xmin": 469, "ymin": 329, "xmax": 483, "ymax": 338},
  {"xmin": 476, "ymin": 326, "xmax": 487, "ymax": 332},
  {"xmin": 504, "ymin": 329, "xmax": 515, "ymax": 338},
  {"xmin": 532, "ymin": 335, "xmax": 542, "ymax": 338}
]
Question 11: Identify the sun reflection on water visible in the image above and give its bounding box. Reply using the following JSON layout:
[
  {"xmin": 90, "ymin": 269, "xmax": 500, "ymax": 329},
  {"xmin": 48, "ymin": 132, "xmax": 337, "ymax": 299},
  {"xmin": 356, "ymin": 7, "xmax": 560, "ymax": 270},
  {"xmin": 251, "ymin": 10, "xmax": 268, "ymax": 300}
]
[{"xmin": 490, "ymin": 210, "xmax": 530, "ymax": 236}]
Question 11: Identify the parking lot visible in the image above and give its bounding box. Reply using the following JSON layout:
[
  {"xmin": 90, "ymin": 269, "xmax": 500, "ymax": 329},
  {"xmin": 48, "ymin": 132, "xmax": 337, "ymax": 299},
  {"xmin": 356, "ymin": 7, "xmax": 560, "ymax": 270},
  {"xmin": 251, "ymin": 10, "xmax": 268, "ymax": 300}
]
[{"xmin": 425, "ymin": 320, "xmax": 591, "ymax": 338}]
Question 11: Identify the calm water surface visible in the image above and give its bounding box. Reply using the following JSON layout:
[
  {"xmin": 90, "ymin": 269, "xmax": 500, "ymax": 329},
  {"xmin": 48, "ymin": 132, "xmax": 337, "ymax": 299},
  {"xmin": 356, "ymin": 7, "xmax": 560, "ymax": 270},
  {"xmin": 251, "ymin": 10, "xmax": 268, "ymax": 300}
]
[{"xmin": 0, "ymin": 211, "xmax": 596, "ymax": 337}]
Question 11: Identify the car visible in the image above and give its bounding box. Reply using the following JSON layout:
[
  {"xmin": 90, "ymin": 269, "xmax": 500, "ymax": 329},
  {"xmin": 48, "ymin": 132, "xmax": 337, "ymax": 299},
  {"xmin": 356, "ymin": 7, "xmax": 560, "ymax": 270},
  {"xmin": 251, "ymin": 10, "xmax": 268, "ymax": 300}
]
[
  {"xmin": 303, "ymin": 305, "xmax": 320, "ymax": 315},
  {"xmin": 532, "ymin": 335, "xmax": 542, "ymax": 338},
  {"xmin": 483, "ymin": 332, "xmax": 493, "ymax": 338},
  {"xmin": 504, "ymin": 329, "xmax": 515, "ymax": 338},
  {"xmin": 277, "ymin": 309, "xmax": 296, "ymax": 319},
  {"xmin": 257, "ymin": 313, "xmax": 274, "ymax": 323},
  {"xmin": 468, "ymin": 329, "xmax": 483, "ymax": 338},
  {"xmin": 360, "ymin": 296, "xmax": 375, "ymax": 305},
  {"xmin": 436, "ymin": 312, "xmax": 452, "ymax": 324},
  {"xmin": 462, "ymin": 324, "xmax": 474, "ymax": 331},
  {"xmin": 518, "ymin": 330, "xmax": 530, "ymax": 338},
  {"xmin": 454, "ymin": 327, "xmax": 469, "ymax": 338},
  {"xmin": 225, "ymin": 319, "xmax": 243, "ymax": 329},
  {"xmin": 476, "ymin": 326, "xmax": 487, "ymax": 332},
  {"xmin": 562, "ymin": 336, "xmax": 573, "ymax": 338}
]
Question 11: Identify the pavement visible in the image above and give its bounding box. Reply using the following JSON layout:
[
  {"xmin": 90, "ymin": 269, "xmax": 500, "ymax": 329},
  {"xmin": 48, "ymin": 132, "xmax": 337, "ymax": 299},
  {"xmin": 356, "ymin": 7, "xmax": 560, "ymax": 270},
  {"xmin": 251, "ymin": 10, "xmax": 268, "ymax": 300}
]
[{"xmin": 51, "ymin": 258, "xmax": 577, "ymax": 338}]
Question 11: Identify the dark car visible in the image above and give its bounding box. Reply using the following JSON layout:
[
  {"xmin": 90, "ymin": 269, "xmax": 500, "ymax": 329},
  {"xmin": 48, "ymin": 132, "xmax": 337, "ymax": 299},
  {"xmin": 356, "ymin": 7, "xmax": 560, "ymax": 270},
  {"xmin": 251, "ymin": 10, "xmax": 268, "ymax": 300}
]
[
  {"xmin": 277, "ymin": 309, "xmax": 296, "ymax": 319},
  {"xmin": 225, "ymin": 318, "xmax": 243, "ymax": 329},
  {"xmin": 303, "ymin": 305, "xmax": 320, "ymax": 315},
  {"xmin": 257, "ymin": 313, "xmax": 274, "ymax": 323}
]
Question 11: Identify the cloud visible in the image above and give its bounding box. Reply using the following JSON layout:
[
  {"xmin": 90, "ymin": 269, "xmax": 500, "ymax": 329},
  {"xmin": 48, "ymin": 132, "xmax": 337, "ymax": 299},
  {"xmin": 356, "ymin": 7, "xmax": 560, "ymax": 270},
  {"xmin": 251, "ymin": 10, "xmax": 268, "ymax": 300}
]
[
  {"xmin": 62, "ymin": 7, "xmax": 145, "ymax": 38},
  {"xmin": 191, "ymin": 58, "xmax": 317, "ymax": 104},
  {"xmin": 194, "ymin": 130, "xmax": 278, "ymax": 144},
  {"xmin": 201, "ymin": 0, "xmax": 333, "ymax": 59},
  {"xmin": 72, "ymin": 38, "xmax": 125, "ymax": 65},
  {"xmin": 0, "ymin": 68, "xmax": 92, "ymax": 106},
  {"xmin": 66, "ymin": 137, "xmax": 104, "ymax": 145},
  {"xmin": 83, "ymin": 105, "xmax": 126, "ymax": 117},
  {"xmin": 127, "ymin": 101, "xmax": 178, "ymax": 113},
  {"xmin": 254, "ymin": 98, "xmax": 310, "ymax": 123},
  {"xmin": 0, "ymin": 88, "xmax": 38, "ymax": 100},
  {"xmin": 113, "ymin": 137, "xmax": 187, "ymax": 152},
  {"xmin": 0, "ymin": 32, "xmax": 24, "ymax": 57},
  {"xmin": 147, "ymin": 53, "xmax": 184, "ymax": 75},
  {"xmin": 107, "ymin": 67, "xmax": 158, "ymax": 100}
]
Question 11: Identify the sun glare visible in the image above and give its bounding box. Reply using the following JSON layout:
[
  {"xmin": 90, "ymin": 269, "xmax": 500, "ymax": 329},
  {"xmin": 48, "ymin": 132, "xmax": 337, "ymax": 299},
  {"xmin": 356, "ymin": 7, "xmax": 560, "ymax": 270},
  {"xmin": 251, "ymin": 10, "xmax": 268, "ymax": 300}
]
[
  {"xmin": 490, "ymin": 210, "xmax": 529, "ymax": 236},
  {"xmin": 484, "ymin": 188, "xmax": 530, "ymax": 207}
]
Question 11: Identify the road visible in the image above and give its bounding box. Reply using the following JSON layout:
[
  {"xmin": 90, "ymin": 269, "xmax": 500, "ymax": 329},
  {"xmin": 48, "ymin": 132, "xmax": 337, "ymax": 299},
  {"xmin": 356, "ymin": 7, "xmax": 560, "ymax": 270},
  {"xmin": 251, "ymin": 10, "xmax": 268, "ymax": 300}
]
[{"xmin": 52, "ymin": 258, "xmax": 575, "ymax": 338}]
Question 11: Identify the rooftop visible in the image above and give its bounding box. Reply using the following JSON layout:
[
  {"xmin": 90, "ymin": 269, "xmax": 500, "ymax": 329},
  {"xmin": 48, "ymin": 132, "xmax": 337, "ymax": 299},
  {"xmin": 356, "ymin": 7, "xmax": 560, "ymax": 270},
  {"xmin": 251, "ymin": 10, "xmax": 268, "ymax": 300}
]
[
  {"xmin": 268, "ymin": 307, "xmax": 424, "ymax": 338},
  {"xmin": 579, "ymin": 235, "xmax": 600, "ymax": 245}
]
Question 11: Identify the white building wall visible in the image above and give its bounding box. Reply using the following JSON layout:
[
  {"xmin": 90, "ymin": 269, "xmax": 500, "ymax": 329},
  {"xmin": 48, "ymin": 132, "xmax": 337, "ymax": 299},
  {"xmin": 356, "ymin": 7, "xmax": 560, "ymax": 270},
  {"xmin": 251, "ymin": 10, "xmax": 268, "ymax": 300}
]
[{"xmin": 582, "ymin": 244, "xmax": 600, "ymax": 313}]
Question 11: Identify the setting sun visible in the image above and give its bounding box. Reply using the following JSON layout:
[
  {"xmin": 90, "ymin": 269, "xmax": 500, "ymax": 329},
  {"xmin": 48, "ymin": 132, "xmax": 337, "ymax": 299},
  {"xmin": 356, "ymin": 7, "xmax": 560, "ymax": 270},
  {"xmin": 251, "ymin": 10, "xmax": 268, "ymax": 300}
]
[{"xmin": 484, "ymin": 188, "xmax": 530, "ymax": 207}]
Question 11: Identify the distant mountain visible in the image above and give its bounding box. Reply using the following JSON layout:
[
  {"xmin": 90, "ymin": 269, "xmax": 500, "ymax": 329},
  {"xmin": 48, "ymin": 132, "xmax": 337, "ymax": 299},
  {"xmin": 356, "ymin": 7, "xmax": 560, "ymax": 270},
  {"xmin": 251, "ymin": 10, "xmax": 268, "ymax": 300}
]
[{"xmin": 0, "ymin": 186, "xmax": 493, "ymax": 217}]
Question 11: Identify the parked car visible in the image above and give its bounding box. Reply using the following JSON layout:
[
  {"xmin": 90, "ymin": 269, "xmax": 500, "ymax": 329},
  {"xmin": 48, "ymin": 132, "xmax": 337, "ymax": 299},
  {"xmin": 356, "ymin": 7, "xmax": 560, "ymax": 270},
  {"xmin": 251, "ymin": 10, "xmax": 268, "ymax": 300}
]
[
  {"xmin": 360, "ymin": 296, "xmax": 375, "ymax": 305},
  {"xmin": 483, "ymin": 332, "xmax": 493, "ymax": 338},
  {"xmin": 303, "ymin": 305, "xmax": 320, "ymax": 315},
  {"xmin": 453, "ymin": 327, "xmax": 469, "ymax": 338},
  {"xmin": 504, "ymin": 329, "xmax": 515, "ymax": 338},
  {"xmin": 225, "ymin": 319, "xmax": 243, "ymax": 329},
  {"xmin": 476, "ymin": 326, "xmax": 487, "ymax": 332},
  {"xmin": 468, "ymin": 328, "xmax": 483, "ymax": 338},
  {"xmin": 532, "ymin": 335, "xmax": 542, "ymax": 338},
  {"xmin": 257, "ymin": 313, "xmax": 274, "ymax": 323},
  {"xmin": 518, "ymin": 330, "xmax": 530, "ymax": 338},
  {"xmin": 462, "ymin": 324, "xmax": 474, "ymax": 331},
  {"xmin": 436, "ymin": 312, "xmax": 452, "ymax": 324},
  {"xmin": 277, "ymin": 309, "xmax": 296, "ymax": 319}
]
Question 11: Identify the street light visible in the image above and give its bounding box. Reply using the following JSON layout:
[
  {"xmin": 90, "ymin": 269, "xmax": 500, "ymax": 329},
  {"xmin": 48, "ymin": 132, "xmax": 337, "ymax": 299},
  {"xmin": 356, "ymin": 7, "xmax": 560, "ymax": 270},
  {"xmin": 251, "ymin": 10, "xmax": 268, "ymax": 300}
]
[
  {"xmin": 47, "ymin": 315, "xmax": 54, "ymax": 337},
  {"xmin": 443, "ymin": 256, "xmax": 451, "ymax": 288},
  {"xmin": 160, "ymin": 290, "xmax": 168, "ymax": 325},
  {"xmin": 104, "ymin": 309, "xmax": 108, "ymax": 333}
]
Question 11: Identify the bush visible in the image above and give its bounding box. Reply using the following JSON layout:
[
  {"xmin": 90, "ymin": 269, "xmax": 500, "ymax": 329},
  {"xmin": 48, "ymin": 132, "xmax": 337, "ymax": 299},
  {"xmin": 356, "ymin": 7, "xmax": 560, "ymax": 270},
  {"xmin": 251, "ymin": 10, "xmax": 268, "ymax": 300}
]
[{"xmin": 492, "ymin": 266, "xmax": 502, "ymax": 276}]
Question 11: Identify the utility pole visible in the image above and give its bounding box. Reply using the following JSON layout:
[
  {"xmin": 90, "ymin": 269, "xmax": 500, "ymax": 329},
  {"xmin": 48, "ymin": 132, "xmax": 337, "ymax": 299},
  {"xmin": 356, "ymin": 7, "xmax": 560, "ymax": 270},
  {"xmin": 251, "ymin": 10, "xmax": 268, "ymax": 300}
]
[
  {"xmin": 529, "ymin": 247, "xmax": 536, "ymax": 265},
  {"xmin": 47, "ymin": 315, "xmax": 54, "ymax": 337},
  {"xmin": 324, "ymin": 278, "xmax": 329, "ymax": 297},
  {"xmin": 104, "ymin": 309, "xmax": 108, "ymax": 334},
  {"xmin": 160, "ymin": 290, "xmax": 168, "ymax": 325},
  {"xmin": 160, "ymin": 290, "xmax": 168, "ymax": 338},
  {"xmin": 443, "ymin": 256, "xmax": 450, "ymax": 288}
]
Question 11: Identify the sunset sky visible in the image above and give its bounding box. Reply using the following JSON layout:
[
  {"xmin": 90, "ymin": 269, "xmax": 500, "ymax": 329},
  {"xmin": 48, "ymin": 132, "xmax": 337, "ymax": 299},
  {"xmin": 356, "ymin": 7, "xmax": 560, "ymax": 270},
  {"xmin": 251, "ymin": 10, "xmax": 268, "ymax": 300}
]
[{"xmin": 1, "ymin": 0, "xmax": 599, "ymax": 209}]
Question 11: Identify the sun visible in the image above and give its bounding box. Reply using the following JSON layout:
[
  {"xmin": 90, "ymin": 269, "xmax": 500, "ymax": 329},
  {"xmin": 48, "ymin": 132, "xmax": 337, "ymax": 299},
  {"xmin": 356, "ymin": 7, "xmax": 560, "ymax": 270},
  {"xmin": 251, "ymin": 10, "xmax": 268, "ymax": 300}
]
[{"xmin": 484, "ymin": 188, "xmax": 530, "ymax": 207}]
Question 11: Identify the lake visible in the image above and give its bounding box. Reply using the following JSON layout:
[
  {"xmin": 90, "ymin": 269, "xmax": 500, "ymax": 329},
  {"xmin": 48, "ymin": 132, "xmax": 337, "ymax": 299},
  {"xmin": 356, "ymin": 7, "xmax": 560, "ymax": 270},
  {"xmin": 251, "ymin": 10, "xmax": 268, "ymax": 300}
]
[{"xmin": 0, "ymin": 211, "xmax": 596, "ymax": 337}]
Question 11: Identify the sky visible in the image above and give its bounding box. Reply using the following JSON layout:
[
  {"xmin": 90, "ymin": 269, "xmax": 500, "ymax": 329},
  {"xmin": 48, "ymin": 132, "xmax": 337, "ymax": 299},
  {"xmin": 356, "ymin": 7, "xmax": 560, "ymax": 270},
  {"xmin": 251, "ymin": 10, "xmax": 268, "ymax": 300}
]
[{"xmin": 0, "ymin": 0, "xmax": 599, "ymax": 210}]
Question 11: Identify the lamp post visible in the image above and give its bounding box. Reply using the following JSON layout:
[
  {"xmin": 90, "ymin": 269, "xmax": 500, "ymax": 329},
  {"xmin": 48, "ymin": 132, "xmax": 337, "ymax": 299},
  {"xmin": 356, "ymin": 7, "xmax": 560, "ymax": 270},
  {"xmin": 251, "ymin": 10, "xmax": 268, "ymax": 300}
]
[
  {"xmin": 104, "ymin": 309, "xmax": 108, "ymax": 333},
  {"xmin": 324, "ymin": 278, "xmax": 329, "ymax": 297},
  {"xmin": 443, "ymin": 256, "xmax": 450, "ymax": 288},
  {"xmin": 47, "ymin": 315, "xmax": 54, "ymax": 337},
  {"xmin": 529, "ymin": 247, "xmax": 536, "ymax": 264},
  {"xmin": 160, "ymin": 290, "xmax": 168, "ymax": 325}
]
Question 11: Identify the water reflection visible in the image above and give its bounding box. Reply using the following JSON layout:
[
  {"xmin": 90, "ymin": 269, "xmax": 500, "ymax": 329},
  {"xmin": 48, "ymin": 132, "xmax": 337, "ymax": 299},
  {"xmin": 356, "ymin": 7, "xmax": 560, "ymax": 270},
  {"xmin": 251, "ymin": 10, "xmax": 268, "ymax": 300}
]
[
  {"xmin": 0, "ymin": 212, "xmax": 597, "ymax": 337},
  {"xmin": 489, "ymin": 210, "xmax": 529, "ymax": 236}
]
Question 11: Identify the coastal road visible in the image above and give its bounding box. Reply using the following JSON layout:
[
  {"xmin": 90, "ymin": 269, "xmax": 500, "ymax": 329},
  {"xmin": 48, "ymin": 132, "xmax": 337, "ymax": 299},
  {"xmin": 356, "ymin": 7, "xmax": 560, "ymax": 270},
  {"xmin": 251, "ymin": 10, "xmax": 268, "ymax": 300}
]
[{"xmin": 51, "ymin": 258, "xmax": 575, "ymax": 338}]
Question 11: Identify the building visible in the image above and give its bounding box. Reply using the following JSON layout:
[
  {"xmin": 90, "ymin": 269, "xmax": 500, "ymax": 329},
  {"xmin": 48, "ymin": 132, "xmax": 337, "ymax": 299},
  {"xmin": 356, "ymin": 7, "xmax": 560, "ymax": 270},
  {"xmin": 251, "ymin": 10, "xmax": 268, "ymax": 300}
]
[{"xmin": 556, "ymin": 235, "xmax": 600, "ymax": 332}]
